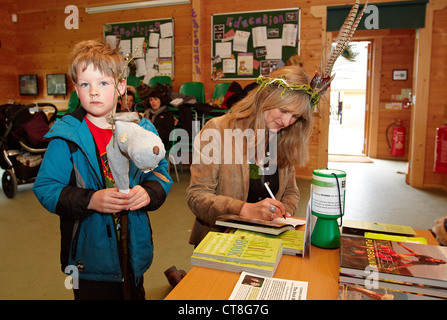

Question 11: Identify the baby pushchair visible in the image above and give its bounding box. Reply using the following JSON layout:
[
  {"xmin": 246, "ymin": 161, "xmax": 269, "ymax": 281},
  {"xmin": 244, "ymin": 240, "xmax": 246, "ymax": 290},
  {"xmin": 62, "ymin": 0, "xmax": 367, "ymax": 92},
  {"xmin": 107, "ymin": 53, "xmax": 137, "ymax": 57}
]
[{"xmin": 0, "ymin": 103, "xmax": 57, "ymax": 198}]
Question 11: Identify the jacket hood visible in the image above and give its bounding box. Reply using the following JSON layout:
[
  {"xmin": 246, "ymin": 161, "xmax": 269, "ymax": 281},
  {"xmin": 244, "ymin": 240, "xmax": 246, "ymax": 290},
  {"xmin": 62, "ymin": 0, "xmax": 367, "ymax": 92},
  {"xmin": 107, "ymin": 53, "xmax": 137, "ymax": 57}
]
[{"xmin": 45, "ymin": 108, "xmax": 99, "ymax": 165}]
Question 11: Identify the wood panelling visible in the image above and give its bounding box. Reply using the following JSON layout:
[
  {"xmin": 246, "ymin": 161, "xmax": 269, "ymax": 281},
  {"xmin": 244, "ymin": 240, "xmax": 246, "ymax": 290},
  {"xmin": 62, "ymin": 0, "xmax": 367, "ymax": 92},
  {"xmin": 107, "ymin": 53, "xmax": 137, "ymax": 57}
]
[
  {"xmin": 376, "ymin": 31, "xmax": 414, "ymax": 160},
  {"xmin": 0, "ymin": 1, "xmax": 18, "ymax": 102},
  {"xmin": 424, "ymin": 6, "xmax": 447, "ymax": 189},
  {"xmin": 1, "ymin": 0, "xmax": 447, "ymax": 189}
]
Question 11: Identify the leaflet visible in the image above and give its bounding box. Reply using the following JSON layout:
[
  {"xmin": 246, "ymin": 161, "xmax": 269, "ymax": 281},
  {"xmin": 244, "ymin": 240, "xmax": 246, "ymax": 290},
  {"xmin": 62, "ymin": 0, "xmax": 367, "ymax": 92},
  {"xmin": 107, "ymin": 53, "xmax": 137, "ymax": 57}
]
[{"xmin": 229, "ymin": 271, "xmax": 308, "ymax": 300}]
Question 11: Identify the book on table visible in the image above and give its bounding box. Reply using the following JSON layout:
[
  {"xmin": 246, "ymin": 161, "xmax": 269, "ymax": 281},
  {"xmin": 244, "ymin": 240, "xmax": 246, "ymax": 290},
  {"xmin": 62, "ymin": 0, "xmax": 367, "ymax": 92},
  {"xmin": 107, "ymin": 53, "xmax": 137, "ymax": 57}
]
[
  {"xmin": 230, "ymin": 229, "xmax": 304, "ymax": 256},
  {"xmin": 338, "ymin": 273, "xmax": 447, "ymax": 299},
  {"xmin": 191, "ymin": 255, "xmax": 279, "ymax": 278},
  {"xmin": 337, "ymin": 283, "xmax": 442, "ymax": 300},
  {"xmin": 215, "ymin": 214, "xmax": 305, "ymax": 236},
  {"xmin": 191, "ymin": 231, "xmax": 283, "ymax": 277},
  {"xmin": 192, "ymin": 231, "xmax": 282, "ymax": 266},
  {"xmin": 339, "ymin": 235, "xmax": 447, "ymax": 290},
  {"xmin": 342, "ymin": 220, "xmax": 416, "ymax": 237}
]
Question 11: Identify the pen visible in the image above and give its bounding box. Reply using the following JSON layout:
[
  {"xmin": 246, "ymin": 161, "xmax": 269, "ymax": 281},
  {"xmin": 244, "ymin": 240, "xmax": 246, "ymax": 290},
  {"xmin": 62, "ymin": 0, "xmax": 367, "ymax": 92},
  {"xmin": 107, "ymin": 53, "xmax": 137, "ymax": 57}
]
[{"xmin": 264, "ymin": 182, "xmax": 286, "ymax": 220}]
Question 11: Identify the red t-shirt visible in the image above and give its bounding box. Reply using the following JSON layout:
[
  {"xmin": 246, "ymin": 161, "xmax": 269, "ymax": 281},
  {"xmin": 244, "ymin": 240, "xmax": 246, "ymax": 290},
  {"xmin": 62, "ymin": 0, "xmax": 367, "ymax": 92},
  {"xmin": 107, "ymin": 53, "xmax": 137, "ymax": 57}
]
[
  {"xmin": 85, "ymin": 116, "xmax": 122, "ymax": 239},
  {"xmin": 85, "ymin": 116, "xmax": 114, "ymax": 187}
]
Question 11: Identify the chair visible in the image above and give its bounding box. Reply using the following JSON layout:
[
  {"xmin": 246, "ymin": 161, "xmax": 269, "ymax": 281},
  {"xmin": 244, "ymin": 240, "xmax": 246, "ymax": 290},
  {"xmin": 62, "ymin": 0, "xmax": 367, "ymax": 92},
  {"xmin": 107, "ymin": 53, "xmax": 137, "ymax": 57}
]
[
  {"xmin": 126, "ymin": 76, "xmax": 144, "ymax": 104},
  {"xmin": 179, "ymin": 82, "xmax": 205, "ymax": 104},
  {"xmin": 57, "ymin": 91, "xmax": 80, "ymax": 118},
  {"xmin": 199, "ymin": 82, "xmax": 231, "ymax": 126},
  {"xmin": 149, "ymin": 76, "xmax": 172, "ymax": 87},
  {"xmin": 212, "ymin": 82, "xmax": 231, "ymax": 100}
]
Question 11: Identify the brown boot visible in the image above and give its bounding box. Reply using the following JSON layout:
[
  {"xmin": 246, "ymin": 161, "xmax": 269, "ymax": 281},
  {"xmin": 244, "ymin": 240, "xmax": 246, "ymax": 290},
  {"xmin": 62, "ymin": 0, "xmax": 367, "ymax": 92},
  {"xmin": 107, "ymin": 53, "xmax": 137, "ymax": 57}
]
[{"xmin": 164, "ymin": 266, "xmax": 187, "ymax": 287}]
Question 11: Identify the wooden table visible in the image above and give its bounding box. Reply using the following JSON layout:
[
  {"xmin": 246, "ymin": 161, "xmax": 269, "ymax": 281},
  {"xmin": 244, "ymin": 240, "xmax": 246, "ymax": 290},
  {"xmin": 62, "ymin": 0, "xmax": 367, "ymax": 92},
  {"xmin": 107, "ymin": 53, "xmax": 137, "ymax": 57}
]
[{"xmin": 165, "ymin": 229, "xmax": 437, "ymax": 300}]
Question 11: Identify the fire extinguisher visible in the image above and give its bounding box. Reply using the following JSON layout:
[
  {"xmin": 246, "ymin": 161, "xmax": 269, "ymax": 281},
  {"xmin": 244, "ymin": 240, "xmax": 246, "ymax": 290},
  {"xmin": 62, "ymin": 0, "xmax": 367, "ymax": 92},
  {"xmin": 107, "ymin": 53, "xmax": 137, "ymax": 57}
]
[
  {"xmin": 386, "ymin": 120, "xmax": 406, "ymax": 156},
  {"xmin": 434, "ymin": 123, "xmax": 447, "ymax": 173}
]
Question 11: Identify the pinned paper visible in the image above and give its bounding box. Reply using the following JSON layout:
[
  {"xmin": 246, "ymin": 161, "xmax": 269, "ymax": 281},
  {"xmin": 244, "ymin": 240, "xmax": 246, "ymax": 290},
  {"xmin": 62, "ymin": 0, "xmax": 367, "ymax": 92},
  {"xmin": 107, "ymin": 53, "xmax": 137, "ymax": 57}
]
[
  {"xmin": 215, "ymin": 42, "xmax": 232, "ymax": 59},
  {"xmin": 132, "ymin": 37, "xmax": 145, "ymax": 58},
  {"xmin": 282, "ymin": 24, "xmax": 298, "ymax": 47},
  {"xmin": 266, "ymin": 39, "xmax": 282, "ymax": 59},
  {"xmin": 148, "ymin": 33, "xmax": 160, "ymax": 47},
  {"xmin": 160, "ymin": 22, "xmax": 173, "ymax": 38},
  {"xmin": 119, "ymin": 39, "xmax": 131, "ymax": 57},
  {"xmin": 159, "ymin": 38, "xmax": 172, "ymax": 58},
  {"xmin": 252, "ymin": 26, "xmax": 267, "ymax": 48}
]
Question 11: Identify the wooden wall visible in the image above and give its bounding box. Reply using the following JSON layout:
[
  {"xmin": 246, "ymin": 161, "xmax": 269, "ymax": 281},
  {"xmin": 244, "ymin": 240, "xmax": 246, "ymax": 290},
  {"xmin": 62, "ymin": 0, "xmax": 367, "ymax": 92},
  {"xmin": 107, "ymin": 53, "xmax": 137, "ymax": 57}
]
[
  {"xmin": 0, "ymin": 0, "xmax": 193, "ymax": 110},
  {"xmin": 376, "ymin": 30, "xmax": 414, "ymax": 160},
  {"xmin": 0, "ymin": 0, "xmax": 18, "ymax": 103},
  {"xmin": 425, "ymin": 7, "xmax": 447, "ymax": 189},
  {"xmin": 1, "ymin": 0, "xmax": 446, "ymax": 189}
]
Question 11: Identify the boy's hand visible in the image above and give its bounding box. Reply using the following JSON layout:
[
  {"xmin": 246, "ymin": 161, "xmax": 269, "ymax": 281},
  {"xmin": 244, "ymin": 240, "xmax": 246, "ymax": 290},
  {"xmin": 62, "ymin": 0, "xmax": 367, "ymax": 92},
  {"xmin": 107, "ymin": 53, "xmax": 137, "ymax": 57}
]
[
  {"xmin": 127, "ymin": 185, "xmax": 150, "ymax": 211},
  {"xmin": 88, "ymin": 188, "xmax": 131, "ymax": 213}
]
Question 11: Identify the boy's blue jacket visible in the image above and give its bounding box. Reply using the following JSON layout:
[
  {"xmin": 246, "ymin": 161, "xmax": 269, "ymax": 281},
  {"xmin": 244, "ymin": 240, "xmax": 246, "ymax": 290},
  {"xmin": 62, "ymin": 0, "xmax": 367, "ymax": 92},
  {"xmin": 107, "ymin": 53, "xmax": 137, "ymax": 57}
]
[{"xmin": 33, "ymin": 108, "xmax": 173, "ymax": 284}]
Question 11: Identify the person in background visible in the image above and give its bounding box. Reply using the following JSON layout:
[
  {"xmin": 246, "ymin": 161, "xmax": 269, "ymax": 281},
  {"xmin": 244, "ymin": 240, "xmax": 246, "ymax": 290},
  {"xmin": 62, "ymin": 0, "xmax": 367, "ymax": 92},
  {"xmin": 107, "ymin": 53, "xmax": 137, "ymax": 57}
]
[
  {"xmin": 33, "ymin": 39, "xmax": 172, "ymax": 300},
  {"xmin": 432, "ymin": 216, "xmax": 447, "ymax": 245},
  {"xmin": 143, "ymin": 90, "xmax": 176, "ymax": 148},
  {"xmin": 117, "ymin": 87, "xmax": 136, "ymax": 112},
  {"xmin": 186, "ymin": 66, "xmax": 314, "ymax": 246}
]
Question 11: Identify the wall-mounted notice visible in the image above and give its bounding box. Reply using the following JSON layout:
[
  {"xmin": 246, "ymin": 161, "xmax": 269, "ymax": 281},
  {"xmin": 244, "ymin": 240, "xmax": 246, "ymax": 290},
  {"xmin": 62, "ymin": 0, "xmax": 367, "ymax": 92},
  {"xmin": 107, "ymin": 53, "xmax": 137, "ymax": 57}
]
[
  {"xmin": 211, "ymin": 9, "xmax": 300, "ymax": 80},
  {"xmin": 104, "ymin": 18, "xmax": 175, "ymax": 83}
]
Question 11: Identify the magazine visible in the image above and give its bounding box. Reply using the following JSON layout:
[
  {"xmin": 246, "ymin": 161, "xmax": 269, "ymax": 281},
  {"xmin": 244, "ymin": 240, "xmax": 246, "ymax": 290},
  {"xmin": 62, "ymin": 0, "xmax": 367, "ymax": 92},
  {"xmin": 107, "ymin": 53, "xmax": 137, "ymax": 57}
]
[
  {"xmin": 339, "ymin": 235, "xmax": 447, "ymax": 289},
  {"xmin": 338, "ymin": 283, "xmax": 441, "ymax": 300},
  {"xmin": 339, "ymin": 274, "xmax": 447, "ymax": 299},
  {"xmin": 229, "ymin": 271, "xmax": 308, "ymax": 300}
]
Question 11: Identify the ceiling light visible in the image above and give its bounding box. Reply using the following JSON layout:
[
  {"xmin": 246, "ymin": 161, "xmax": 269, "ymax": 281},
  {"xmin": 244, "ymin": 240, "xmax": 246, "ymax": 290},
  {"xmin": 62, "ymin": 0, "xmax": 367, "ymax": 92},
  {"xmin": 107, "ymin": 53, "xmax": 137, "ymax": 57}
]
[{"xmin": 85, "ymin": 0, "xmax": 190, "ymax": 14}]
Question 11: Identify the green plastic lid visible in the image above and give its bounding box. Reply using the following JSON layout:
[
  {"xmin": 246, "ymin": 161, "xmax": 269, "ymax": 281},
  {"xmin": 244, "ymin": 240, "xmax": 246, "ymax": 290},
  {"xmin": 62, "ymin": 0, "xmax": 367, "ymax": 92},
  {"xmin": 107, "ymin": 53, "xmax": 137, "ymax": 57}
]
[{"xmin": 313, "ymin": 169, "xmax": 346, "ymax": 178}]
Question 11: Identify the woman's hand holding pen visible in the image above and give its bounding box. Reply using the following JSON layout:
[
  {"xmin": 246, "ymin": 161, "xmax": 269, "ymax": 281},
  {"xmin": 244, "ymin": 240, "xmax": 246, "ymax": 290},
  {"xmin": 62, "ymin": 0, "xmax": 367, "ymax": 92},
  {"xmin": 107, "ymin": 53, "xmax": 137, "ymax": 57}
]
[{"xmin": 240, "ymin": 198, "xmax": 288, "ymax": 221}]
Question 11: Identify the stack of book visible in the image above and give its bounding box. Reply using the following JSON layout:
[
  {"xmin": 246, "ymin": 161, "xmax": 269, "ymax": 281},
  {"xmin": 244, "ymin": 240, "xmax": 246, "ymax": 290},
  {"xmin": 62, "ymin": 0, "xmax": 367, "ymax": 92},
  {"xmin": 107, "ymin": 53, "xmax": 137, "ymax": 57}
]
[
  {"xmin": 215, "ymin": 213, "xmax": 312, "ymax": 257},
  {"xmin": 338, "ymin": 233, "xmax": 447, "ymax": 299},
  {"xmin": 191, "ymin": 231, "xmax": 283, "ymax": 277}
]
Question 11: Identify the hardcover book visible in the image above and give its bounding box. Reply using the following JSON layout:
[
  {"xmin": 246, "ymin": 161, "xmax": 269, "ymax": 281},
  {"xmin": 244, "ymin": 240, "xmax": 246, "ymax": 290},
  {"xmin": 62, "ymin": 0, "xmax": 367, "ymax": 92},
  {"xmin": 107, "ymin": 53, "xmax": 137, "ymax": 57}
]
[{"xmin": 339, "ymin": 235, "xmax": 447, "ymax": 289}]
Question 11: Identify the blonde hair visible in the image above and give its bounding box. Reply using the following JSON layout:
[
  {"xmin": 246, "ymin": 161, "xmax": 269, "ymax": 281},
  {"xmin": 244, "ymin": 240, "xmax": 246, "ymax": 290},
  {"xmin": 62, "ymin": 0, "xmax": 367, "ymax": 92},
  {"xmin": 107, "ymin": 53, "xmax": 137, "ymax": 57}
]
[
  {"xmin": 227, "ymin": 66, "xmax": 313, "ymax": 167},
  {"xmin": 68, "ymin": 39, "xmax": 125, "ymax": 84}
]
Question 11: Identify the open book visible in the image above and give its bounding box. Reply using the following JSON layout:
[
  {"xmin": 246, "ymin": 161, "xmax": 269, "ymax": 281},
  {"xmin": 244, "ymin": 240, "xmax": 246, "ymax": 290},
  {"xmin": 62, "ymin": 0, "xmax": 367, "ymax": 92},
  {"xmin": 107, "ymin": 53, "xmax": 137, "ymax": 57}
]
[{"xmin": 216, "ymin": 214, "xmax": 305, "ymax": 235}]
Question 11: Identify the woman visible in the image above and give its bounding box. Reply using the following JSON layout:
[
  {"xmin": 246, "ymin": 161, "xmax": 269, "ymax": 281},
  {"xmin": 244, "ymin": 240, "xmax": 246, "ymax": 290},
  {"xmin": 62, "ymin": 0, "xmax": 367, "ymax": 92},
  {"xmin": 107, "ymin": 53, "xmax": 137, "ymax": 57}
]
[
  {"xmin": 186, "ymin": 66, "xmax": 314, "ymax": 246},
  {"xmin": 143, "ymin": 90, "xmax": 175, "ymax": 148}
]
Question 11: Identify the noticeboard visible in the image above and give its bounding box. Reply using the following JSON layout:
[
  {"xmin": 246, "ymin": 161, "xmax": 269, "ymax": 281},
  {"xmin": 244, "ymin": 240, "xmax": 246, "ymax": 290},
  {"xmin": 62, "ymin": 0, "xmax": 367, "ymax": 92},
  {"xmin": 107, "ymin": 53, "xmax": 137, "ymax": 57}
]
[
  {"xmin": 211, "ymin": 9, "xmax": 300, "ymax": 80},
  {"xmin": 104, "ymin": 18, "xmax": 175, "ymax": 82}
]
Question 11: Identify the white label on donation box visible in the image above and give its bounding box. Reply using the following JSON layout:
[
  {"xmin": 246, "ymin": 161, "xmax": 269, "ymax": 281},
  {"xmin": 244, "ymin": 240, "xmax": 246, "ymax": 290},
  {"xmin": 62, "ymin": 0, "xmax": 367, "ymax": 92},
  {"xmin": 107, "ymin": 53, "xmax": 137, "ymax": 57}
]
[{"xmin": 311, "ymin": 174, "xmax": 346, "ymax": 216}]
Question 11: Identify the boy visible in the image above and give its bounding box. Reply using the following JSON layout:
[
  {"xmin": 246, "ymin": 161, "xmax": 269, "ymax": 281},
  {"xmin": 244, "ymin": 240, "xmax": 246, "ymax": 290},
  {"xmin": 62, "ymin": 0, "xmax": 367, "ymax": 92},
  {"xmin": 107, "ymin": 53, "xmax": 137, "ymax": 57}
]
[{"xmin": 33, "ymin": 40, "xmax": 173, "ymax": 300}]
